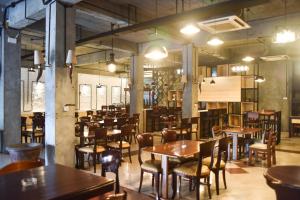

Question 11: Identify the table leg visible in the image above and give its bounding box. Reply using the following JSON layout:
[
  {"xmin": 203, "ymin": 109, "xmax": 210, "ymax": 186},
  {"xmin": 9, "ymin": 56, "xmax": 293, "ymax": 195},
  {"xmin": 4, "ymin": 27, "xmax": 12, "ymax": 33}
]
[
  {"xmin": 232, "ymin": 133, "xmax": 238, "ymax": 160},
  {"xmin": 161, "ymin": 155, "xmax": 169, "ymax": 199}
]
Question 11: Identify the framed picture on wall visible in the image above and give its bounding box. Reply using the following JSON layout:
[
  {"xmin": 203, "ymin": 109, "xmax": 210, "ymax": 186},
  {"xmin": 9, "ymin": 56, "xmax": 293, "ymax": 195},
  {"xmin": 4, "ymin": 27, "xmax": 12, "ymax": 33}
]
[
  {"xmin": 111, "ymin": 86, "xmax": 121, "ymax": 104},
  {"xmin": 96, "ymin": 85, "xmax": 107, "ymax": 110},
  {"xmin": 79, "ymin": 84, "xmax": 92, "ymax": 111},
  {"xmin": 31, "ymin": 81, "xmax": 45, "ymax": 112}
]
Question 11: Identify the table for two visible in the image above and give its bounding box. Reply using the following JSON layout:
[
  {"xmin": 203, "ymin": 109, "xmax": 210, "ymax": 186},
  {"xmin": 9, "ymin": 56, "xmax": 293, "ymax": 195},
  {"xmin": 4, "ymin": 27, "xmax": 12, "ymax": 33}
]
[{"xmin": 143, "ymin": 140, "xmax": 202, "ymax": 199}]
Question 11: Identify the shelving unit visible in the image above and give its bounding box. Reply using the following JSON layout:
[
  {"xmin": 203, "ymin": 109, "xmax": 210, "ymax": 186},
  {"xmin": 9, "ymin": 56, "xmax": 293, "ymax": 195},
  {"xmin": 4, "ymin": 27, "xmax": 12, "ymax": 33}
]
[
  {"xmin": 198, "ymin": 64, "xmax": 258, "ymax": 128},
  {"xmin": 167, "ymin": 90, "xmax": 183, "ymax": 108}
]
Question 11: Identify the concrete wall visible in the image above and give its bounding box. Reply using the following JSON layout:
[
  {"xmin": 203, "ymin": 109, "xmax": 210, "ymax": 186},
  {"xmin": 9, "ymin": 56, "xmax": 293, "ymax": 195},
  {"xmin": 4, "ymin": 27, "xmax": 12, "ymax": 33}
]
[{"xmin": 258, "ymin": 60, "xmax": 292, "ymax": 131}]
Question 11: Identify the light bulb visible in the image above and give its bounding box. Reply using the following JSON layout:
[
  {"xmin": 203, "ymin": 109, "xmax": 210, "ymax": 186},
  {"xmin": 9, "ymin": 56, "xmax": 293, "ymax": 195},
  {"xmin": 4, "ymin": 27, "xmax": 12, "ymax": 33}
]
[{"xmin": 180, "ymin": 24, "xmax": 200, "ymax": 36}]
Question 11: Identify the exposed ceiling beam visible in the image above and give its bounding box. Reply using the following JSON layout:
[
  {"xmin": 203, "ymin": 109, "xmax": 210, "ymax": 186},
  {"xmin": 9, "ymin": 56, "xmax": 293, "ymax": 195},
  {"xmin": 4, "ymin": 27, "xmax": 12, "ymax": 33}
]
[{"xmin": 76, "ymin": 0, "xmax": 270, "ymax": 44}]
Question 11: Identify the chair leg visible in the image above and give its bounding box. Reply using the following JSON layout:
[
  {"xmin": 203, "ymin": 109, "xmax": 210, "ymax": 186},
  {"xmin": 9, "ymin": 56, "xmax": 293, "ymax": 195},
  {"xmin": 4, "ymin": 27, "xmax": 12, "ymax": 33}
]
[
  {"xmin": 215, "ymin": 171, "xmax": 220, "ymax": 195},
  {"xmin": 195, "ymin": 177, "xmax": 200, "ymax": 200},
  {"xmin": 93, "ymin": 153, "xmax": 96, "ymax": 173},
  {"xmin": 189, "ymin": 178, "xmax": 193, "ymax": 191},
  {"xmin": 128, "ymin": 147, "xmax": 132, "ymax": 163},
  {"xmin": 115, "ymin": 171, "xmax": 120, "ymax": 194},
  {"xmin": 272, "ymin": 148, "xmax": 276, "ymax": 165},
  {"xmin": 152, "ymin": 174, "xmax": 154, "ymax": 187},
  {"xmin": 155, "ymin": 173, "xmax": 160, "ymax": 200},
  {"xmin": 267, "ymin": 150, "xmax": 271, "ymax": 167},
  {"xmin": 248, "ymin": 149, "xmax": 253, "ymax": 165},
  {"xmin": 207, "ymin": 175, "xmax": 212, "ymax": 199},
  {"xmin": 138, "ymin": 170, "xmax": 144, "ymax": 192},
  {"xmin": 222, "ymin": 168, "xmax": 227, "ymax": 189},
  {"xmin": 172, "ymin": 173, "xmax": 177, "ymax": 199}
]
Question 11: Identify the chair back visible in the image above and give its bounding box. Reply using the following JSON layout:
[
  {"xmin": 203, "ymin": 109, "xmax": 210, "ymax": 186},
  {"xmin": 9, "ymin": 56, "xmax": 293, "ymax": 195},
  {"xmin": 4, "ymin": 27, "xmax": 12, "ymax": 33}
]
[
  {"xmin": 191, "ymin": 117, "xmax": 199, "ymax": 125},
  {"xmin": 181, "ymin": 118, "xmax": 190, "ymax": 128},
  {"xmin": 80, "ymin": 116, "xmax": 90, "ymax": 123},
  {"xmin": 92, "ymin": 115, "xmax": 102, "ymax": 122},
  {"xmin": 102, "ymin": 105, "xmax": 108, "ymax": 111},
  {"xmin": 86, "ymin": 110, "xmax": 93, "ymax": 116},
  {"xmin": 0, "ymin": 160, "xmax": 43, "ymax": 175},
  {"xmin": 212, "ymin": 125, "xmax": 223, "ymax": 138},
  {"xmin": 136, "ymin": 133, "xmax": 154, "ymax": 165},
  {"xmin": 100, "ymin": 149, "xmax": 122, "ymax": 193},
  {"xmin": 21, "ymin": 117, "xmax": 27, "ymax": 131},
  {"xmin": 215, "ymin": 137, "xmax": 229, "ymax": 169},
  {"xmin": 162, "ymin": 129, "xmax": 177, "ymax": 143},
  {"xmin": 133, "ymin": 113, "xmax": 140, "ymax": 122},
  {"xmin": 117, "ymin": 117, "xmax": 128, "ymax": 129},
  {"xmin": 109, "ymin": 105, "xmax": 116, "ymax": 111},
  {"xmin": 94, "ymin": 127, "xmax": 108, "ymax": 147},
  {"xmin": 266, "ymin": 131, "xmax": 276, "ymax": 149},
  {"xmin": 196, "ymin": 140, "xmax": 216, "ymax": 177},
  {"xmin": 104, "ymin": 118, "xmax": 114, "ymax": 129}
]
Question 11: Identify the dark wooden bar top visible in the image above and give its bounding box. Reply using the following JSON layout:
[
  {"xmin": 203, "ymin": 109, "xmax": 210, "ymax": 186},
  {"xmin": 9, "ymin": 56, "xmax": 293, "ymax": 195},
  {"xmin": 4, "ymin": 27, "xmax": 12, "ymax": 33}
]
[{"xmin": 0, "ymin": 164, "xmax": 114, "ymax": 200}]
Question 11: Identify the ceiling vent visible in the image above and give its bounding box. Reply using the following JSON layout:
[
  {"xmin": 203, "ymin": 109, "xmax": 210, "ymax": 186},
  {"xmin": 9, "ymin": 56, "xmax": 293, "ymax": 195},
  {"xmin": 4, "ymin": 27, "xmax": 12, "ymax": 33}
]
[
  {"xmin": 260, "ymin": 55, "xmax": 289, "ymax": 62},
  {"xmin": 197, "ymin": 15, "xmax": 250, "ymax": 34}
]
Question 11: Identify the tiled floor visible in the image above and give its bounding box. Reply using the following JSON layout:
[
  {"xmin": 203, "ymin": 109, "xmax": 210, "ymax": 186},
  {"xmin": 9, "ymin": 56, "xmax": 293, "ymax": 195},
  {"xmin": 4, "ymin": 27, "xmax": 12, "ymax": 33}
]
[{"xmin": 1, "ymin": 132, "xmax": 300, "ymax": 199}]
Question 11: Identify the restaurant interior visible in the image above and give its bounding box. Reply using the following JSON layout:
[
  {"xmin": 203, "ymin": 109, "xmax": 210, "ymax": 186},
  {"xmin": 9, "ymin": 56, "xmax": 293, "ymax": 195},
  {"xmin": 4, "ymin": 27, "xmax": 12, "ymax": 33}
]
[{"xmin": 1, "ymin": 0, "xmax": 300, "ymax": 199}]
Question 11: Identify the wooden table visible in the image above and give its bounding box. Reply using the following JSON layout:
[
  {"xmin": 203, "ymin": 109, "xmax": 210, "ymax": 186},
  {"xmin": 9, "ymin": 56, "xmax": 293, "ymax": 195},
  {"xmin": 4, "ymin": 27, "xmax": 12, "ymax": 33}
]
[
  {"xmin": 223, "ymin": 127, "xmax": 261, "ymax": 160},
  {"xmin": 143, "ymin": 140, "xmax": 202, "ymax": 199},
  {"xmin": 264, "ymin": 165, "xmax": 300, "ymax": 200},
  {"xmin": 0, "ymin": 164, "xmax": 114, "ymax": 200}
]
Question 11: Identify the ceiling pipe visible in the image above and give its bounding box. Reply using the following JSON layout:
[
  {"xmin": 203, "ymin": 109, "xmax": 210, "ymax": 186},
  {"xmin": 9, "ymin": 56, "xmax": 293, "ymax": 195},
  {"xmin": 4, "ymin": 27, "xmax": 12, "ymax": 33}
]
[{"xmin": 76, "ymin": 0, "xmax": 270, "ymax": 45}]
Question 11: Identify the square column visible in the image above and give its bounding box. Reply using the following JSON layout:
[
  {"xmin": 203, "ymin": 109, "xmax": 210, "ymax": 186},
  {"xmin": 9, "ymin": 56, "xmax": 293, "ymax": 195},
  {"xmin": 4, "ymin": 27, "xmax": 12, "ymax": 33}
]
[
  {"xmin": 182, "ymin": 44, "xmax": 199, "ymax": 118},
  {"xmin": 44, "ymin": 2, "xmax": 76, "ymax": 166},
  {"xmin": 130, "ymin": 55, "xmax": 144, "ymax": 131},
  {"xmin": 0, "ymin": 29, "xmax": 21, "ymax": 151}
]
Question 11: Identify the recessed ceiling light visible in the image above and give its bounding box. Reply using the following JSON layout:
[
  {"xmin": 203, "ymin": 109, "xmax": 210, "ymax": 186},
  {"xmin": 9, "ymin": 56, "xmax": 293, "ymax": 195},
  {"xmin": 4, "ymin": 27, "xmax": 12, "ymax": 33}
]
[
  {"xmin": 180, "ymin": 24, "xmax": 200, "ymax": 36},
  {"xmin": 242, "ymin": 56, "xmax": 255, "ymax": 62},
  {"xmin": 207, "ymin": 37, "xmax": 224, "ymax": 46},
  {"xmin": 273, "ymin": 29, "xmax": 296, "ymax": 44}
]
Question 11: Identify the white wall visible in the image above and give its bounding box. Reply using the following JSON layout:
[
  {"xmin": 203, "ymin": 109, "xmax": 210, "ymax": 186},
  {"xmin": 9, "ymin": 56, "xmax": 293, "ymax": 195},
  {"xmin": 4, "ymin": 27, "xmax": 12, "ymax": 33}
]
[{"xmin": 77, "ymin": 73, "xmax": 128, "ymax": 111}]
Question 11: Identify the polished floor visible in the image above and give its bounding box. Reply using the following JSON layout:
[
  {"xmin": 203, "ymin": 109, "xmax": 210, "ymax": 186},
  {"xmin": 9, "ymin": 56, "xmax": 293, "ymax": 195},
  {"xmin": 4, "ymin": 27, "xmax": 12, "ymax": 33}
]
[{"xmin": 1, "ymin": 132, "xmax": 300, "ymax": 199}]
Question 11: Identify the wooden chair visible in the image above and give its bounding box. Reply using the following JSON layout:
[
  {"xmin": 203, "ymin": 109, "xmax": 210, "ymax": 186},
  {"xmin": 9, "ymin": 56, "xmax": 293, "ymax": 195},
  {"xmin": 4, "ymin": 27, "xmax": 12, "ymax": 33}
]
[
  {"xmin": 136, "ymin": 133, "xmax": 161, "ymax": 199},
  {"xmin": 109, "ymin": 105, "xmax": 116, "ymax": 111},
  {"xmin": 77, "ymin": 127, "xmax": 107, "ymax": 173},
  {"xmin": 107, "ymin": 124, "xmax": 132, "ymax": 163},
  {"xmin": 172, "ymin": 140, "xmax": 216, "ymax": 200},
  {"xmin": 248, "ymin": 131, "xmax": 276, "ymax": 167},
  {"xmin": 133, "ymin": 113, "xmax": 140, "ymax": 135},
  {"xmin": 87, "ymin": 110, "xmax": 94, "ymax": 117},
  {"xmin": 203, "ymin": 137, "xmax": 228, "ymax": 195},
  {"xmin": 100, "ymin": 149, "xmax": 122, "ymax": 193},
  {"xmin": 177, "ymin": 118, "xmax": 191, "ymax": 140},
  {"xmin": 0, "ymin": 160, "xmax": 43, "ymax": 175},
  {"xmin": 128, "ymin": 117, "xmax": 137, "ymax": 143},
  {"xmin": 21, "ymin": 117, "xmax": 30, "ymax": 143},
  {"xmin": 102, "ymin": 105, "xmax": 108, "ymax": 111},
  {"xmin": 191, "ymin": 117, "xmax": 200, "ymax": 140},
  {"xmin": 31, "ymin": 115, "xmax": 45, "ymax": 144},
  {"xmin": 104, "ymin": 118, "xmax": 115, "ymax": 130},
  {"xmin": 80, "ymin": 116, "xmax": 91, "ymax": 123},
  {"xmin": 117, "ymin": 117, "xmax": 128, "ymax": 130}
]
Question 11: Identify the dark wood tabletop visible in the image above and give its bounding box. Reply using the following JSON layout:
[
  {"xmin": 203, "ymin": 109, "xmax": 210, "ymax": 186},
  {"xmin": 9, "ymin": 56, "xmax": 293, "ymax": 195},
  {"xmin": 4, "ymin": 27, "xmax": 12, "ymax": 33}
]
[
  {"xmin": 143, "ymin": 140, "xmax": 203, "ymax": 158},
  {"xmin": 223, "ymin": 127, "xmax": 261, "ymax": 134},
  {"xmin": 264, "ymin": 165, "xmax": 300, "ymax": 189},
  {"xmin": 0, "ymin": 164, "xmax": 114, "ymax": 200}
]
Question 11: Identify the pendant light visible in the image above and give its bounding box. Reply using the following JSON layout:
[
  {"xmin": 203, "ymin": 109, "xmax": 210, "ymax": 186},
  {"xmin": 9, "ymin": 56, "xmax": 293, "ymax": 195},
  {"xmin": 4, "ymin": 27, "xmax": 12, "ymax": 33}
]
[
  {"xmin": 144, "ymin": 0, "xmax": 168, "ymax": 60},
  {"xmin": 273, "ymin": 0, "xmax": 296, "ymax": 44},
  {"xmin": 255, "ymin": 62, "xmax": 265, "ymax": 83},
  {"xmin": 242, "ymin": 8, "xmax": 255, "ymax": 62},
  {"xmin": 65, "ymin": 49, "xmax": 77, "ymax": 83},
  {"xmin": 180, "ymin": 24, "xmax": 200, "ymax": 36},
  {"xmin": 107, "ymin": 23, "xmax": 117, "ymax": 73}
]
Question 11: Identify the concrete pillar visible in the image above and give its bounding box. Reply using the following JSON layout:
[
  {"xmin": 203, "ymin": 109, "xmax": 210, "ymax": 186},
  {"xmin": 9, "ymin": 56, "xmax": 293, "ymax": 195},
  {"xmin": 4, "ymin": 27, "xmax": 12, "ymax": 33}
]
[
  {"xmin": 129, "ymin": 54, "xmax": 144, "ymax": 132},
  {"xmin": 0, "ymin": 29, "xmax": 21, "ymax": 152},
  {"xmin": 44, "ymin": 2, "xmax": 76, "ymax": 167},
  {"xmin": 182, "ymin": 43, "xmax": 199, "ymax": 118}
]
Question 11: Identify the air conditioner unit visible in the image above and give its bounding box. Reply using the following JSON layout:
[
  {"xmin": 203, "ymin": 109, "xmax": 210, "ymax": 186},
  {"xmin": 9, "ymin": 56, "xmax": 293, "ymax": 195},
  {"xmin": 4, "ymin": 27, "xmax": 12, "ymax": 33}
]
[
  {"xmin": 197, "ymin": 15, "xmax": 250, "ymax": 34},
  {"xmin": 260, "ymin": 55, "xmax": 289, "ymax": 62}
]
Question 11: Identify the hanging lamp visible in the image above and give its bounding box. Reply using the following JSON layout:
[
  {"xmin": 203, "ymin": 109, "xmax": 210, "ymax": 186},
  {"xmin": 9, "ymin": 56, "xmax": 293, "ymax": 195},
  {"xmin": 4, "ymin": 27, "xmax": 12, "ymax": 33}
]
[{"xmin": 107, "ymin": 23, "xmax": 117, "ymax": 73}]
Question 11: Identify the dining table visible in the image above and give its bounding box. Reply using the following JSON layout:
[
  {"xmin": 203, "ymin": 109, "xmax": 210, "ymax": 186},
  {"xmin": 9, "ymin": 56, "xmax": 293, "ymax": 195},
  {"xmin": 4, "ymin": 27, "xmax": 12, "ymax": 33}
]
[
  {"xmin": 143, "ymin": 140, "xmax": 203, "ymax": 199},
  {"xmin": 0, "ymin": 164, "xmax": 114, "ymax": 200},
  {"xmin": 264, "ymin": 165, "xmax": 300, "ymax": 200},
  {"xmin": 222, "ymin": 127, "xmax": 261, "ymax": 160}
]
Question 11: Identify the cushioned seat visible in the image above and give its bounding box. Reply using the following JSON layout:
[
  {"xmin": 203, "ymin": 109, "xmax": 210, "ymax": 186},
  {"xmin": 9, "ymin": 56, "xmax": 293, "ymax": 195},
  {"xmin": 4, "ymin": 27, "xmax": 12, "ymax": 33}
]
[
  {"xmin": 170, "ymin": 156, "xmax": 194, "ymax": 165},
  {"xmin": 203, "ymin": 157, "xmax": 226, "ymax": 169},
  {"xmin": 173, "ymin": 161, "xmax": 210, "ymax": 177},
  {"xmin": 249, "ymin": 143, "xmax": 267, "ymax": 150},
  {"xmin": 78, "ymin": 145, "xmax": 106, "ymax": 153},
  {"xmin": 141, "ymin": 160, "xmax": 162, "ymax": 173},
  {"xmin": 107, "ymin": 141, "xmax": 130, "ymax": 149}
]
